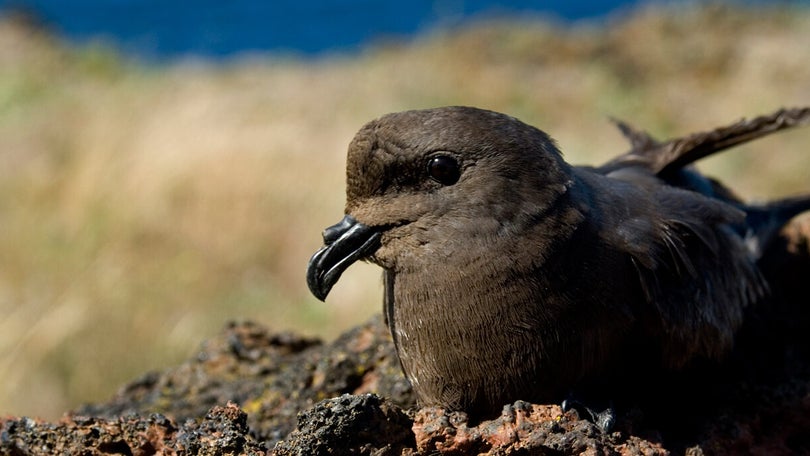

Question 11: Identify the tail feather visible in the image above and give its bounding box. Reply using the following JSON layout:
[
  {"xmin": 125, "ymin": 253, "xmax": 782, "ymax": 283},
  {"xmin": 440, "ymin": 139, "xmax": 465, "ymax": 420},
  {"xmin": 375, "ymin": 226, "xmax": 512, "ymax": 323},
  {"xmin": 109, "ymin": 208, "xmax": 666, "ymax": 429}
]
[{"xmin": 742, "ymin": 195, "xmax": 810, "ymax": 258}]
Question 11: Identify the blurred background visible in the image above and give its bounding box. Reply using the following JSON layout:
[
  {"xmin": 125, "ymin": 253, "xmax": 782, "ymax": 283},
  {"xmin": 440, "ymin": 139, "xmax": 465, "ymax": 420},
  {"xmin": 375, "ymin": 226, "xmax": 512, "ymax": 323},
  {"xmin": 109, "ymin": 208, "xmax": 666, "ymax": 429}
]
[{"xmin": 0, "ymin": 0, "xmax": 808, "ymax": 420}]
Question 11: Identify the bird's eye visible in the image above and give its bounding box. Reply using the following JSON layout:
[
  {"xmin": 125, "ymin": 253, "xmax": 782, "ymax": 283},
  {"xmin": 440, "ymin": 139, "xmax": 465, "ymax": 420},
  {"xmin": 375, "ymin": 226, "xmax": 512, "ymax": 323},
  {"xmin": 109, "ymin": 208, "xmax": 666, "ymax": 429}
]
[{"xmin": 427, "ymin": 155, "xmax": 460, "ymax": 185}]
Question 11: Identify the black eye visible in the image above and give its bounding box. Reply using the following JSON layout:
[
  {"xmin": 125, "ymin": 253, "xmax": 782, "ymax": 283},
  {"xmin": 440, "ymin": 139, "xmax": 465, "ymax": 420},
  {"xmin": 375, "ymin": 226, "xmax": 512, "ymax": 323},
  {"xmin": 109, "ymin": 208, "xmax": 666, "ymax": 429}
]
[{"xmin": 427, "ymin": 155, "xmax": 460, "ymax": 185}]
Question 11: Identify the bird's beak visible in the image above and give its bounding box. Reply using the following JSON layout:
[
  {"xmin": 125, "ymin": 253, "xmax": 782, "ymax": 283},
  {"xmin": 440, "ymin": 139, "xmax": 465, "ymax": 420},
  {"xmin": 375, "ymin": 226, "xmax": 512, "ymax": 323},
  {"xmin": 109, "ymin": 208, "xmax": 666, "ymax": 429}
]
[{"xmin": 306, "ymin": 214, "xmax": 382, "ymax": 301}]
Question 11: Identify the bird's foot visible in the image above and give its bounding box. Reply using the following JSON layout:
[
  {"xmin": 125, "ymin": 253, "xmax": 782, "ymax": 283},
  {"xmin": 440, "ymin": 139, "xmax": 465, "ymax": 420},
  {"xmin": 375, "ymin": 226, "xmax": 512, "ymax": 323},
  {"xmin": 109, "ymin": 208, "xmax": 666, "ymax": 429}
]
[{"xmin": 561, "ymin": 398, "xmax": 616, "ymax": 432}]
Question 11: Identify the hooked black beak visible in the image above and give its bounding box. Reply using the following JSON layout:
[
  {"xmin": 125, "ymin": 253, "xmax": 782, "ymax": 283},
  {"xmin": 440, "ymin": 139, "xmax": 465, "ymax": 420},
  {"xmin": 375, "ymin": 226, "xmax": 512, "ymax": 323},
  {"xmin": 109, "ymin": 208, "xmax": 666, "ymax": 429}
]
[{"xmin": 306, "ymin": 215, "xmax": 382, "ymax": 301}]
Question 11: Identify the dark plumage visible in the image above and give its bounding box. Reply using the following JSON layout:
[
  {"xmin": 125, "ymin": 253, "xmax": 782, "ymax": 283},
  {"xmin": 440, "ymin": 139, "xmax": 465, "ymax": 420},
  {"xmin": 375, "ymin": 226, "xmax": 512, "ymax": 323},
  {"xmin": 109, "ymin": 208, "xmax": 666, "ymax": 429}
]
[{"xmin": 306, "ymin": 106, "xmax": 809, "ymax": 418}]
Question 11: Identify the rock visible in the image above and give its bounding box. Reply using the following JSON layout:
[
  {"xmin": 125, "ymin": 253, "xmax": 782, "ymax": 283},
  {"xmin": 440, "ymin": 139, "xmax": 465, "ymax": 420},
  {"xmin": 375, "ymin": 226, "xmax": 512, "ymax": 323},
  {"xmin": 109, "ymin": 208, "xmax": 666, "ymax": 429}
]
[
  {"xmin": 412, "ymin": 402, "xmax": 610, "ymax": 455},
  {"xmin": 74, "ymin": 317, "xmax": 415, "ymax": 446},
  {"xmin": 0, "ymin": 403, "xmax": 266, "ymax": 456},
  {"xmin": 272, "ymin": 394, "xmax": 415, "ymax": 455}
]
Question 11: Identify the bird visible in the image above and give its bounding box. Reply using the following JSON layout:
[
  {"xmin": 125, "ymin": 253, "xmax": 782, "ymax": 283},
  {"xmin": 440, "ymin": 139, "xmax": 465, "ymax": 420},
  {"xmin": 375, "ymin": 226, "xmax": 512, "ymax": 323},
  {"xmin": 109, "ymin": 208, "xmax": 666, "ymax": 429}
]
[{"xmin": 306, "ymin": 106, "xmax": 810, "ymax": 423}]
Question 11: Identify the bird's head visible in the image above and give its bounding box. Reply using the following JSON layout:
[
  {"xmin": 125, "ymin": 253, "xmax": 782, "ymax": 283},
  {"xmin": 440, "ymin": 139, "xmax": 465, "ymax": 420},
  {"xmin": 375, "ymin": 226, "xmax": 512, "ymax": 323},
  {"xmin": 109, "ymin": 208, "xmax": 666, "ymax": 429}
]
[{"xmin": 306, "ymin": 106, "xmax": 574, "ymax": 300}]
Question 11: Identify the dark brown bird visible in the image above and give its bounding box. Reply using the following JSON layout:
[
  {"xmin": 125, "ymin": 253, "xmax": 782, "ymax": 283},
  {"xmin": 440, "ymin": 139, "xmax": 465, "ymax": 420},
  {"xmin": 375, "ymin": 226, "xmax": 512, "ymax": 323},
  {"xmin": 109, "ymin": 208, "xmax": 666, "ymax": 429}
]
[{"xmin": 306, "ymin": 106, "xmax": 810, "ymax": 421}]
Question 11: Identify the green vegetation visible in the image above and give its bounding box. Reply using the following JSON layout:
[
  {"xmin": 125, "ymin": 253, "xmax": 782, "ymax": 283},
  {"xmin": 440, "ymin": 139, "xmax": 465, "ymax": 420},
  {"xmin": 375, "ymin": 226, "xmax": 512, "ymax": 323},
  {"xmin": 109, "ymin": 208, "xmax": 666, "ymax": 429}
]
[{"xmin": 1, "ymin": 3, "xmax": 809, "ymax": 419}]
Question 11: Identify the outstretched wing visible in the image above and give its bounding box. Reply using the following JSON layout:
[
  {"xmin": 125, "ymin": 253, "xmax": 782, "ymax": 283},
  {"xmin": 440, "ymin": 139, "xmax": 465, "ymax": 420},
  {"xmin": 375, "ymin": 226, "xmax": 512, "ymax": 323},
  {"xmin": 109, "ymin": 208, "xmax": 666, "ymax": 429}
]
[{"xmin": 597, "ymin": 107, "xmax": 810, "ymax": 177}]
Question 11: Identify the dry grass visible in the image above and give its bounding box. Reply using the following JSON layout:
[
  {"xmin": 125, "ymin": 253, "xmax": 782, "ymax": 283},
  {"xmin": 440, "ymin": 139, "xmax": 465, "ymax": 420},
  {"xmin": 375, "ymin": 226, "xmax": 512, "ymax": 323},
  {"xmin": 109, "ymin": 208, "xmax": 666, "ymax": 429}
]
[{"xmin": 1, "ymin": 3, "xmax": 809, "ymax": 419}]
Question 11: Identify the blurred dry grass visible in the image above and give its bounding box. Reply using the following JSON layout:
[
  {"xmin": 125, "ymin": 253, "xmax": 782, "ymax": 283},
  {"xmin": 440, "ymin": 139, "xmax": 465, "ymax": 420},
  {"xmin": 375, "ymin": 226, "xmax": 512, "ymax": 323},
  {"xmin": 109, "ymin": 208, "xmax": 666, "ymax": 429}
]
[{"xmin": 1, "ymin": 3, "xmax": 809, "ymax": 419}]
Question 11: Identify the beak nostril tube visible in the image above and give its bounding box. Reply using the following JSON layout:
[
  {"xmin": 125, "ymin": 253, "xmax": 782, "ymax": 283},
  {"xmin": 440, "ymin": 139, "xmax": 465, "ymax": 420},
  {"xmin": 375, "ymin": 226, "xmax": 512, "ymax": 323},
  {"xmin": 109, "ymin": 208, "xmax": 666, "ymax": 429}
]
[{"xmin": 323, "ymin": 215, "xmax": 358, "ymax": 245}]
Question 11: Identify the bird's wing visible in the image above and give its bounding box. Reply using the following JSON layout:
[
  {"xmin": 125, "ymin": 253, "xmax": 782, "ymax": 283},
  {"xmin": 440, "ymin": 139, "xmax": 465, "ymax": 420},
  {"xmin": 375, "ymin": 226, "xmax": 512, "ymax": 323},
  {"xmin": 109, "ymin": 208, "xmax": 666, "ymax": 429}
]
[
  {"xmin": 597, "ymin": 107, "xmax": 810, "ymax": 177},
  {"xmin": 599, "ymin": 107, "xmax": 810, "ymax": 260},
  {"xmin": 607, "ymin": 185, "xmax": 768, "ymax": 366}
]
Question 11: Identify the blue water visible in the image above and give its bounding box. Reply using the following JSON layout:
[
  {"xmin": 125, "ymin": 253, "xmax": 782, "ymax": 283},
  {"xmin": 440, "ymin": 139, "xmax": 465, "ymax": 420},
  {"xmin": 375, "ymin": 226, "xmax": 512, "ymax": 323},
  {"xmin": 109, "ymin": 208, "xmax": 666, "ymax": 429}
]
[{"xmin": 0, "ymin": 0, "xmax": 796, "ymax": 59}]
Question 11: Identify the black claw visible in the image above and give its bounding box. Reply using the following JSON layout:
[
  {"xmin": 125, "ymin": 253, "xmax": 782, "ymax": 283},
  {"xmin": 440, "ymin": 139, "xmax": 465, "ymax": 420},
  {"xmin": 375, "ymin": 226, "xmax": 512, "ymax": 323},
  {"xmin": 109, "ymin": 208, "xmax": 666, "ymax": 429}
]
[{"xmin": 562, "ymin": 398, "xmax": 616, "ymax": 433}]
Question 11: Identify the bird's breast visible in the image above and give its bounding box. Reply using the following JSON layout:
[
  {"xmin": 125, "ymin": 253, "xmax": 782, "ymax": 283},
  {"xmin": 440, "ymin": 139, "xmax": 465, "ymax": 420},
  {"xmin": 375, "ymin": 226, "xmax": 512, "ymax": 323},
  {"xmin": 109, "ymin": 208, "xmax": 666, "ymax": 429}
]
[{"xmin": 387, "ymin": 261, "xmax": 583, "ymax": 414}]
